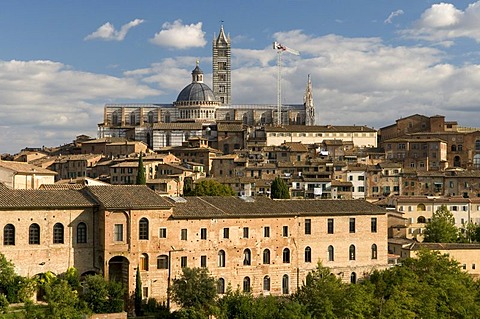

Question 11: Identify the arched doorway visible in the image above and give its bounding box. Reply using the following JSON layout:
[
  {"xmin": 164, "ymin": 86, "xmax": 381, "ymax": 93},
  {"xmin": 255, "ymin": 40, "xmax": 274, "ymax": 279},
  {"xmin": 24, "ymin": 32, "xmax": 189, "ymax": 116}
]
[
  {"xmin": 109, "ymin": 256, "xmax": 130, "ymax": 288},
  {"xmin": 454, "ymin": 156, "xmax": 461, "ymax": 167}
]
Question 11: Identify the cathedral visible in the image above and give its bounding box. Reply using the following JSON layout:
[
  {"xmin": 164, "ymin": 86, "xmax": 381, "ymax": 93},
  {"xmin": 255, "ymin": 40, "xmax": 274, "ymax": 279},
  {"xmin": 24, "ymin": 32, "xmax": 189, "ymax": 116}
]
[{"xmin": 98, "ymin": 26, "xmax": 315, "ymax": 151}]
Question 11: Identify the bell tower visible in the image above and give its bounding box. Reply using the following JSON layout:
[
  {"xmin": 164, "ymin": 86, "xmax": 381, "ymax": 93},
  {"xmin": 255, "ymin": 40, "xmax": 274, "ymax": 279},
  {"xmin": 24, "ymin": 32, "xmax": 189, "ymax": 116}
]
[
  {"xmin": 212, "ymin": 25, "xmax": 231, "ymax": 105},
  {"xmin": 304, "ymin": 74, "xmax": 315, "ymax": 126}
]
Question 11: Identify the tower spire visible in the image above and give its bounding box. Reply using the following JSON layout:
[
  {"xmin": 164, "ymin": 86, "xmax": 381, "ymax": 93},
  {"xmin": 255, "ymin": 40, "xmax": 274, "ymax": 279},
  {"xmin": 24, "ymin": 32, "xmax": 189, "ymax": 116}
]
[
  {"xmin": 304, "ymin": 74, "xmax": 315, "ymax": 126},
  {"xmin": 212, "ymin": 24, "xmax": 231, "ymax": 105}
]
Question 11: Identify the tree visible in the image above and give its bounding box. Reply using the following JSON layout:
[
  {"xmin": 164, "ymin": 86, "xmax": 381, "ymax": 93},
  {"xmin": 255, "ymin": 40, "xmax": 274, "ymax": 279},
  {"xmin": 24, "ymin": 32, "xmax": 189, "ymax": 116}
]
[
  {"xmin": 136, "ymin": 152, "xmax": 146, "ymax": 185},
  {"xmin": 169, "ymin": 267, "xmax": 217, "ymax": 316},
  {"xmin": 134, "ymin": 267, "xmax": 143, "ymax": 316},
  {"xmin": 82, "ymin": 274, "xmax": 125, "ymax": 314},
  {"xmin": 43, "ymin": 279, "xmax": 89, "ymax": 319},
  {"xmin": 423, "ymin": 205, "xmax": 458, "ymax": 242},
  {"xmin": 271, "ymin": 176, "xmax": 290, "ymax": 199},
  {"xmin": 183, "ymin": 177, "xmax": 193, "ymax": 196},
  {"xmin": 188, "ymin": 180, "xmax": 235, "ymax": 196}
]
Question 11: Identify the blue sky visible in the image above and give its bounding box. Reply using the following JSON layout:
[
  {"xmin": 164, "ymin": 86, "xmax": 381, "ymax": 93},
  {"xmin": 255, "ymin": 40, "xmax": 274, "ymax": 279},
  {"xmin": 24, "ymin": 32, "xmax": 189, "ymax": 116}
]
[{"xmin": 1, "ymin": 0, "xmax": 480, "ymax": 153}]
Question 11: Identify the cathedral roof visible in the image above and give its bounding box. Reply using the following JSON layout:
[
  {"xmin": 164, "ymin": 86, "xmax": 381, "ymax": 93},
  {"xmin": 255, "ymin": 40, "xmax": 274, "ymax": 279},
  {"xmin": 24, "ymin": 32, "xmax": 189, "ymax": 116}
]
[{"xmin": 176, "ymin": 83, "xmax": 216, "ymax": 103}]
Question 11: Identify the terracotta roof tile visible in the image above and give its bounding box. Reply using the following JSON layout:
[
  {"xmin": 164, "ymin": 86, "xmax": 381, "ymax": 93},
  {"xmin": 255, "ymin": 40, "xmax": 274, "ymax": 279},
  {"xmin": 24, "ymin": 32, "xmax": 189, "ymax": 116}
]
[{"xmin": 86, "ymin": 185, "xmax": 173, "ymax": 209}]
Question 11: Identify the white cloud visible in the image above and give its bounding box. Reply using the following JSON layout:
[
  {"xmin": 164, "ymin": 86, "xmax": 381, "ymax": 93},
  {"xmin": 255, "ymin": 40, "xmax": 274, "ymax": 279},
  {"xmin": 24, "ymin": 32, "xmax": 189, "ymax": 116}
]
[
  {"xmin": 149, "ymin": 20, "xmax": 206, "ymax": 49},
  {"xmin": 0, "ymin": 60, "xmax": 160, "ymax": 154},
  {"xmin": 384, "ymin": 9, "xmax": 404, "ymax": 24},
  {"xmin": 402, "ymin": 1, "xmax": 480, "ymax": 42},
  {"xmin": 85, "ymin": 19, "xmax": 144, "ymax": 41}
]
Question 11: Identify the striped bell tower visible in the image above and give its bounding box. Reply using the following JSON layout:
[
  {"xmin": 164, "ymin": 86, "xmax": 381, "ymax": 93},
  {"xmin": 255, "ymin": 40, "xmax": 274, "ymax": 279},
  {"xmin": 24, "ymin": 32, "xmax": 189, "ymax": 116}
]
[{"xmin": 212, "ymin": 25, "xmax": 231, "ymax": 105}]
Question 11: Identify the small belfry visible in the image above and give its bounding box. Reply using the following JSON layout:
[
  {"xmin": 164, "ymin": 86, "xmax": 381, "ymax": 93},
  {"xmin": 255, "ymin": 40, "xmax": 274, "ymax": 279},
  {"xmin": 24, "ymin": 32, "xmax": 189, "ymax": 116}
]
[{"xmin": 304, "ymin": 74, "xmax": 315, "ymax": 126}]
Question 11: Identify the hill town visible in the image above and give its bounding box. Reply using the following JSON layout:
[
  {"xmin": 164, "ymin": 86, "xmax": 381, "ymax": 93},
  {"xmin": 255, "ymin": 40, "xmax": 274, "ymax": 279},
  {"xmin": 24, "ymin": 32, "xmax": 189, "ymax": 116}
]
[{"xmin": 1, "ymin": 25, "xmax": 480, "ymax": 316}]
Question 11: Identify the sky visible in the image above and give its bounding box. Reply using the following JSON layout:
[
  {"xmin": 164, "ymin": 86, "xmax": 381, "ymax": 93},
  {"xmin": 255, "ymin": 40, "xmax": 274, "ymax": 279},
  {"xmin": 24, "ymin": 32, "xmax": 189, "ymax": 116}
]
[{"xmin": 1, "ymin": 1, "xmax": 480, "ymax": 154}]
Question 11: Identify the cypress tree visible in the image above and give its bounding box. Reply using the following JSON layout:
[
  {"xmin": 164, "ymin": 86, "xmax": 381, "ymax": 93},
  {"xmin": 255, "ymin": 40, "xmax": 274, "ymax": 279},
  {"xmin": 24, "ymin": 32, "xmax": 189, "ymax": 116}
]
[
  {"xmin": 135, "ymin": 153, "xmax": 146, "ymax": 185},
  {"xmin": 134, "ymin": 267, "xmax": 142, "ymax": 316},
  {"xmin": 271, "ymin": 176, "xmax": 290, "ymax": 199}
]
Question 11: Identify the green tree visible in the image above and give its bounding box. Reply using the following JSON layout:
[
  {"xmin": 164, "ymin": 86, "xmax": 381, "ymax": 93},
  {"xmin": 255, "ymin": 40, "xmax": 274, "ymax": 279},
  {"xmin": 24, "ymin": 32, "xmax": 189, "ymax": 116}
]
[
  {"xmin": 0, "ymin": 253, "xmax": 16, "ymax": 302},
  {"xmin": 271, "ymin": 176, "xmax": 290, "ymax": 199},
  {"xmin": 183, "ymin": 177, "xmax": 193, "ymax": 196},
  {"xmin": 423, "ymin": 205, "xmax": 458, "ymax": 242},
  {"xmin": 82, "ymin": 274, "xmax": 124, "ymax": 314},
  {"xmin": 0, "ymin": 294, "xmax": 8, "ymax": 314},
  {"xmin": 134, "ymin": 267, "xmax": 143, "ymax": 316},
  {"xmin": 189, "ymin": 179, "xmax": 235, "ymax": 196},
  {"xmin": 169, "ymin": 267, "xmax": 217, "ymax": 316},
  {"xmin": 135, "ymin": 152, "xmax": 146, "ymax": 185},
  {"xmin": 43, "ymin": 279, "xmax": 88, "ymax": 319}
]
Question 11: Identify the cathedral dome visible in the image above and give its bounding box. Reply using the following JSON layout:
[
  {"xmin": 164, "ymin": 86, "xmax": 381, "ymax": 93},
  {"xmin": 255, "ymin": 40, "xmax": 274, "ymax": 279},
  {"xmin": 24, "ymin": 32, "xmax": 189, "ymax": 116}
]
[
  {"xmin": 176, "ymin": 82, "xmax": 216, "ymax": 102},
  {"xmin": 176, "ymin": 63, "xmax": 217, "ymax": 103}
]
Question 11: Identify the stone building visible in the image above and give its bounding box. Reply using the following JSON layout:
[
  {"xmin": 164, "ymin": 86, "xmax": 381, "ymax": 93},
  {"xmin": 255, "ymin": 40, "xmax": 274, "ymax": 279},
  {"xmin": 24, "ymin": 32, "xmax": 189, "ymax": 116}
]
[
  {"xmin": 0, "ymin": 185, "xmax": 388, "ymax": 305},
  {"xmin": 0, "ymin": 160, "xmax": 56, "ymax": 189}
]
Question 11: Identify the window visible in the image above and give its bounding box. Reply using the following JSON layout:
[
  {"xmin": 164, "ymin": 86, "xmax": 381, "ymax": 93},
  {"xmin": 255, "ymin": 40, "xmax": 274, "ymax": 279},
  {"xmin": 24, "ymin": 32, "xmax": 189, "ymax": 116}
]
[
  {"xmin": 29, "ymin": 223, "xmax": 40, "ymax": 245},
  {"xmin": 77, "ymin": 222, "xmax": 87, "ymax": 244},
  {"xmin": 243, "ymin": 249, "xmax": 251, "ymax": 266},
  {"xmin": 327, "ymin": 218, "xmax": 334, "ymax": 234},
  {"xmin": 201, "ymin": 255, "xmax": 207, "ymax": 268},
  {"xmin": 328, "ymin": 245, "xmax": 334, "ymax": 261},
  {"xmin": 350, "ymin": 272, "xmax": 357, "ymax": 284},
  {"xmin": 371, "ymin": 217, "xmax": 377, "ymax": 233},
  {"xmin": 263, "ymin": 249, "xmax": 271, "ymax": 264},
  {"xmin": 218, "ymin": 250, "xmax": 226, "ymax": 267},
  {"xmin": 243, "ymin": 227, "xmax": 249, "ymax": 238},
  {"xmin": 371, "ymin": 244, "xmax": 378, "ymax": 259},
  {"xmin": 159, "ymin": 228, "xmax": 167, "ymax": 239},
  {"xmin": 140, "ymin": 253, "xmax": 149, "ymax": 271},
  {"xmin": 282, "ymin": 226, "xmax": 288, "ymax": 237},
  {"xmin": 349, "ymin": 218, "xmax": 356, "ymax": 233},
  {"xmin": 157, "ymin": 255, "xmax": 168, "ymax": 269},
  {"xmin": 181, "ymin": 229, "xmax": 187, "ymax": 241},
  {"xmin": 305, "ymin": 219, "xmax": 311, "ymax": 235},
  {"xmin": 282, "ymin": 275, "xmax": 289, "ymax": 294},
  {"xmin": 305, "ymin": 246, "xmax": 312, "ymax": 263},
  {"xmin": 181, "ymin": 256, "xmax": 187, "ymax": 268},
  {"xmin": 139, "ymin": 218, "xmax": 149, "ymax": 240},
  {"xmin": 358, "ymin": 176, "xmax": 365, "ymax": 181},
  {"xmin": 243, "ymin": 277, "xmax": 250, "ymax": 293},
  {"xmin": 200, "ymin": 228, "xmax": 207, "ymax": 240},
  {"xmin": 283, "ymin": 248, "xmax": 290, "ymax": 263},
  {"xmin": 3, "ymin": 224, "xmax": 15, "ymax": 246},
  {"xmin": 223, "ymin": 228, "xmax": 229, "ymax": 239},
  {"xmin": 263, "ymin": 276, "xmax": 270, "ymax": 291},
  {"xmin": 53, "ymin": 223, "xmax": 64, "ymax": 244},
  {"xmin": 349, "ymin": 245, "xmax": 356, "ymax": 261},
  {"xmin": 264, "ymin": 226, "xmax": 270, "ymax": 237},
  {"xmin": 143, "ymin": 287, "xmax": 148, "ymax": 299},
  {"xmin": 114, "ymin": 224, "xmax": 123, "ymax": 242},
  {"xmin": 372, "ymin": 186, "xmax": 379, "ymax": 193},
  {"xmin": 217, "ymin": 278, "xmax": 225, "ymax": 294}
]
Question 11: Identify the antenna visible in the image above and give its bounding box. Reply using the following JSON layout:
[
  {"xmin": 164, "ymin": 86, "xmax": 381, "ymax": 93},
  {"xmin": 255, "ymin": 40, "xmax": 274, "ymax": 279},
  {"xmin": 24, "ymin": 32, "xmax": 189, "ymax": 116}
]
[{"xmin": 273, "ymin": 42, "xmax": 300, "ymax": 126}]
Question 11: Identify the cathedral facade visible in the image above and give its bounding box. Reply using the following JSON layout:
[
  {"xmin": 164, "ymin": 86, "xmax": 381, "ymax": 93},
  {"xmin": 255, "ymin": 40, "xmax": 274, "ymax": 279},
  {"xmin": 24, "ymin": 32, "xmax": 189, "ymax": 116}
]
[{"xmin": 98, "ymin": 26, "xmax": 315, "ymax": 151}]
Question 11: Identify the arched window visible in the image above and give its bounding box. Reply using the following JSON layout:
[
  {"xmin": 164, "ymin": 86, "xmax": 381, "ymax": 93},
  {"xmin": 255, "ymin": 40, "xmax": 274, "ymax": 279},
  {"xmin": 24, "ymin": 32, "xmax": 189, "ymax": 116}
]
[
  {"xmin": 263, "ymin": 276, "xmax": 270, "ymax": 291},
  {"xmin": 417, "ymin": 204, "xmax": 426, "ymax": 211},
  {"xmin": 263, "ymin": 249, "xmax": 270, "ymax": 264},
  {"xmin": 243, "ymin": 277, "xmax": 250, "ymax": 293},
  {"xmin": 130, "ymin": 113, "xmax": 136, "ymax": 125},
  {"xmin": 328, "ymin": 245, "xmax": 334, "ymax": 261},
  {"xmin": 454, "ymin": 156, "xmax": 461, "ymax": 167},
  {"xmin": 218, "ymin": 250, "xmax": 225, "ymax": 267},
  {"xmin": 148, "ymin": 111, "xmax": 154, "ymax": 124},
  {"xmin": 164, "ymin": 111, "xmax": 171, "ymax": 123},
  {"xmin": 139, "ymin": 218, "xmax": 149, "ymax": 240},
  {"xmin": 29, "ymin": 223, "xmax": 40, "ymax": 245},
  {"xmin": 417, "ymin": 216, "xmax": 426, "ymax": 223},
  {"xmin": 112, "ymin": 111, "xmax": 119, "ymax": 125},
  {"xmin": 350, "ymin": 272, "xmax": 357, "ymax": 284},
  {"xmin": 3, "ymin": 224, "xmax": 15, "ymax": 246},
  {"xmin": 283, "ymin": 248, "xmax": 290, "ymax": 263},
  {"xmin": 243, "ymin": 249, "xmax": 251, "ymax": 266},
  {"xmin": 476, "ymin": 140, "xmax": 480, "ymax": 151},
  {"xmin": 53, "ymin": 223, "xmax": 64, "ymax": 244},
  {"xmin": 140, "ymin": 253, "xmax": 149, "ymax": 271},
  {"xmin": 349, "ymin": 245, "xmax": 356, "ymax": 261},
  {"xmin": 282, "ymin": 274, "xmax": 289, "ymax": 294},
  {"xmin": 217, "ymin": 278, "xmax": 225, "ymax": 294},
  {"xmin": 305, "ymin": 246, "xmax": 312, "ymax": 263},
  {"xmin": 451, "ymin": 145, "xmax": 456, "ymax": 152},
  {"xmin": 371, "ymin": 244, "xmax": 378, "ymax": 260},
  {"xmin": 77, "ymin": 222, "xmax": 87, "ymax": 244},
  {"xmin": 157, "ymin": 255, "xmax": 168, "ymax": 269}
]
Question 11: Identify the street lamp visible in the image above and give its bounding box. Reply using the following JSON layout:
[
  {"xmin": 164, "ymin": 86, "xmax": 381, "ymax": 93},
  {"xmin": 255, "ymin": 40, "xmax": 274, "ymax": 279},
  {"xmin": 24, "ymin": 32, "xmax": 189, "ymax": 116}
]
[{"xmin": 167, "ymin": 246, "xmax": 184, "ymax": 311}]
